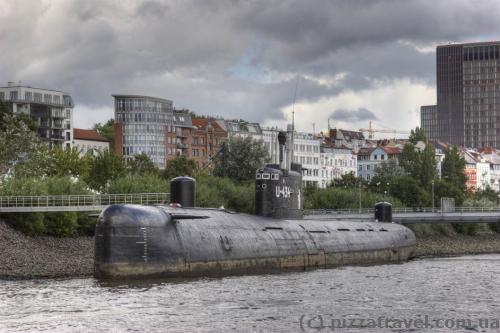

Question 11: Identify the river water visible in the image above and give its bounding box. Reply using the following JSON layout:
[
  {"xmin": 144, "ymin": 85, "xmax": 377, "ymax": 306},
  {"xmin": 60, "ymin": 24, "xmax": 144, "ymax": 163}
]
[{"xmin": 1, "ymin": 254, "xmax": 499, "ymax": 332}]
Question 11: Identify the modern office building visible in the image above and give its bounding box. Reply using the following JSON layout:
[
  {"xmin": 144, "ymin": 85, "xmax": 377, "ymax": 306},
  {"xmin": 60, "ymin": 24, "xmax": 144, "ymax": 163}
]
[
  {"xmin": 113, "ymin": 94, "xmax": 173, "ymax": 168},
  {"xmin": 0, "ymin": 82, "xmax": 74, "ymax": 148},
  {"xmin": 422, "ymin": 41, "xmax": 500, "ymax": 148}
]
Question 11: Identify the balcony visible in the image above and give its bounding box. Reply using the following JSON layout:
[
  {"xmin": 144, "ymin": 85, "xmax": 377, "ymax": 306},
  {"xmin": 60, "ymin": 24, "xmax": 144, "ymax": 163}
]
[
  {"xmin": 52, "ymin": 121, "xmax": 63, "ymax": 129},
  {"xmin": 176, "ymin": 142, "xmax": 189, "ymax": 149},
  {"xmin": 51, "ymin": 134, "xmax": 65, "ymax": 141}
]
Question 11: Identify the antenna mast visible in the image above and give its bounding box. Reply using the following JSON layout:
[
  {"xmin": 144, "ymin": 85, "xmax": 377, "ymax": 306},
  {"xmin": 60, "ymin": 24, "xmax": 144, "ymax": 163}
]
[{"xmin": 289, "ymin": 76, "xmax": 299, "ymax": 168}]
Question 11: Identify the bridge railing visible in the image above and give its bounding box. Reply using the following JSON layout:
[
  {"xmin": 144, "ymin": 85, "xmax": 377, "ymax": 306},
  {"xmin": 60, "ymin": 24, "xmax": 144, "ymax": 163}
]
[
  {"xmin": 0, "ymin": 193, "xmax": 170, "ymax": 208},
  {"xmin": 305, "ymin": 206, "xmax": 500, "ymax": 215}
]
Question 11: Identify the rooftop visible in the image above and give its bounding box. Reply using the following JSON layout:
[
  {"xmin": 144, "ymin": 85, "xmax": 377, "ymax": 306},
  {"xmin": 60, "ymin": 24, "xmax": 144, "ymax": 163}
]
[{"xmin": 73, "ymin": 128, "xmax": 109, "ymax": 142}]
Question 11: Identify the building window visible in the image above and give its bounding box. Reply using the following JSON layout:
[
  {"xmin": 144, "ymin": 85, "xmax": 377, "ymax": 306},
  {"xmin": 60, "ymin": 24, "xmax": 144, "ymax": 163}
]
[
  {"xmin": 54, "ymin": 95, "xmax": 61, "ymax": 104},
  {"xmin": 10, "ymin": 91, "xmax": 17, "ymax": 100},
  {"xmin": 0, "ymin": 92, "xmax": 4, "ymax": 100},
  {"xmin": 25, "ymin": 92, "xmax": 32, "ymax": 101}
]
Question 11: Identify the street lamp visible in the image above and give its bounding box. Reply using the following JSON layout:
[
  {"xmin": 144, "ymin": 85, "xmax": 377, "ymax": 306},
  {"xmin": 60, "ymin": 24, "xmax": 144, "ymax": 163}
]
[{"xmin": 431, "ymin": 180, "xmax": 435, "ymax": 213}]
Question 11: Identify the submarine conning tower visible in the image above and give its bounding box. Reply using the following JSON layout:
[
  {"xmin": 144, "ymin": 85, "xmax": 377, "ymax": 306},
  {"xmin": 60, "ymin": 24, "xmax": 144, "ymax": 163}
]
[{"xmin": 255, "ymin": 131, "xmax": 303, "ymax": 220}]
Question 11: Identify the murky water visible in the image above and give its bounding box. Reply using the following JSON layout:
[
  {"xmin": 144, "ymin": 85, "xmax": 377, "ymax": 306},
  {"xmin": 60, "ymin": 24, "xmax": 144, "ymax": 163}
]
[{"xmin": 1, "ymin": 255, "xmax": 500, "ymax": 332}]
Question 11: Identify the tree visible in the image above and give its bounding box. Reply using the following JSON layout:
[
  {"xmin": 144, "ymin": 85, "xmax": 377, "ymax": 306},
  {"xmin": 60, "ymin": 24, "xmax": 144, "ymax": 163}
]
[
  {"xmin": 389, "ymin": 176, "xmax": 430, "ymax": 207},
  {"xmin": 433, "ymin": 179, "xmax": 465, "ymax": 206},
  {"xmin": 409, "ymin": 126, "xmax": 426, "ymax": 144},
  {"xmin": 84, "ymin": 150, "xmax": 126, "ymax": 191},
  {"xmin": 0, "ymin": 103, "xmax": 45, "ymax": 177},
  {"xmin": 371, "ymin": 158, "xmax": 405, "ymax": 191},
  {"xmin": 441, "ymin": 146, "xmax": 467, "ymax": 191},
  {"xmin": 213, "ymin": 137, "xmax": 269, "ymax": 181},
  {"xmin": 331, "ymin": 172, "xmax": 363, "ymax": 188},
  {"xmin": 398, "ymin": 142, "xmax": 436, "ymax": 188},
  {"xmin": 419, "ymin": 143, "xmax": 437, "ymax": 189},
  {"xmin": 46, "ymin": 147, "xmax": 89, "ymax": 177},
  {"xmin": 398, "ymin": 143, "xmax": 420, "ymax": 178},
  {"xmin": 94, "ymin": 119, "xmax": 115, "ymax": 150},
  {"xmin": 127, "ymin": 153, "xmax": 159, "ymax": 175},
  {"xmin": 162, "ymin": 155, "xmax": 197, "ymax": 181}
]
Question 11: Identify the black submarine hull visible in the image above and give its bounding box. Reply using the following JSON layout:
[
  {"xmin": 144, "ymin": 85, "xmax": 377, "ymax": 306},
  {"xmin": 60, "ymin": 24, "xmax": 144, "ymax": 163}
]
[{"xmin": 94, "ymin": 204, "xmax": 416, "ymax": 279}]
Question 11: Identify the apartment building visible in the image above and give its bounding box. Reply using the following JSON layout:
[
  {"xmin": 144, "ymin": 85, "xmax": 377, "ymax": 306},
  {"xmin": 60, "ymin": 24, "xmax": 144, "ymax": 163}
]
[
  {"xmin": 0, "ymin": 82, "xmax": 74, "ymax": 148},
  {"xmin": 113, "ymin": 94, "xmax": 173, "ymax": 168},
  {"xmin": 191, "ymin": 118, "xmax": 227, "ymax": 169},
  {"xmin": 319, "ymin": 145, "xmax": 357, "ymax": 187}
]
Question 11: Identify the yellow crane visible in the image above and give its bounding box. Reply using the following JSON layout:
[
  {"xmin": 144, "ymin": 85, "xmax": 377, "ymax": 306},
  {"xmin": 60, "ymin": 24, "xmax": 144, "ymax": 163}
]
[{"xmin": 359, "ymin": 121, "xmax": 411, "ymax": 139}]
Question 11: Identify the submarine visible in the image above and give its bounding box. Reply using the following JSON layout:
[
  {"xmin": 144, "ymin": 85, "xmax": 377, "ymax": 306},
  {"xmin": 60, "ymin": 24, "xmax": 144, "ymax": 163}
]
[{"xmin": 94, "ymin": 132, "xmax": 416, "ymax": 279}]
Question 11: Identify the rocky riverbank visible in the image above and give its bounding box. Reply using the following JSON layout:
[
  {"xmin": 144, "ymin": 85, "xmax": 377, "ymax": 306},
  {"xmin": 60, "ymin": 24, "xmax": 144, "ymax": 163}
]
[
  {"xmin": 0, "ymin": 222, "xmax": 93, "ymax": 279},
  {"xmin": 1, "ymin": 221, "xmax": 500, "ymax": 279}
]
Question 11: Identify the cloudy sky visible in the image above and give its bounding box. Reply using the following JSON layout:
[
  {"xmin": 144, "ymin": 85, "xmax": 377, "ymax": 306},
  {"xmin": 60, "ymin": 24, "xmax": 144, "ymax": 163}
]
[{"xmin": 2, "ymin": 0, "xmax": 500, "ymax": 136}]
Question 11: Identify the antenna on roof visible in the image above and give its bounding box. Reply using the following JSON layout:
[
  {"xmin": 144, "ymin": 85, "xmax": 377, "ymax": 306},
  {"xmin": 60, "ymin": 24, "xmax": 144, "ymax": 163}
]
[{"xmin": 292, "ymin": 75, "xmax": 299, "ymax": 132}]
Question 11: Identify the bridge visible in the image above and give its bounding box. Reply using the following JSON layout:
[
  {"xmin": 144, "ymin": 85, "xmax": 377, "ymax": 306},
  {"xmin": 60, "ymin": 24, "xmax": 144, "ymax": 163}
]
[
  {"xmin": 305, "ymin": 207, "xmax": 500, "ymax": 224},
  {"xmin": 0, "ymin": 193, "xmax": 169, "ymax": 213},
  {"xmin": 1, "ymin": 194, "xmax": 499, "ymax": 224}
]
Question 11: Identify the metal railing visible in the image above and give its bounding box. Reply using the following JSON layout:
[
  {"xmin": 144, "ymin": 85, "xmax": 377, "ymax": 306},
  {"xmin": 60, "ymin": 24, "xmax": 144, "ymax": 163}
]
[
  {"xmin": 305, "ymin": 206, "xmax": 500, "ymax": 216},
  {"xmin": 0, "ymin": 193, "xmax": 169, "ymax": 209}
]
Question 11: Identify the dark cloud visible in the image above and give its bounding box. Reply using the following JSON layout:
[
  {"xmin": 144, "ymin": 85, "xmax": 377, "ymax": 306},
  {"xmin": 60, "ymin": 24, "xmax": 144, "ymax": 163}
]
[
  {"xmin": 1, "ymin": 0, "xmax": 500, "ymax": 128},
  {"xmin": 331, "ymin": 108, "xmax": 378, "ymax": 123}
]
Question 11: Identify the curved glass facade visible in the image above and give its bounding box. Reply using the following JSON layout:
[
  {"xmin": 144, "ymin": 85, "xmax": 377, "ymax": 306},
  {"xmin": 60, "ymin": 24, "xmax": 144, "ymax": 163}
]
[{"xmin": 114, "ymin": 95, "xmax": 173, "ymax": 168}]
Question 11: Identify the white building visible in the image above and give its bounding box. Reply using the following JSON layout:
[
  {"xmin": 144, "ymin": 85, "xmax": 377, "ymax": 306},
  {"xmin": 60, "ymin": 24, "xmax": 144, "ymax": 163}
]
[
  {"xmin": 480, "ymin": 149, "xmax": 500, "ymax": 191},
  {"xmin": 73, "ymin": 128, "xmax": 110, "ymax": 156},
  {"xmin": 319, "ymin": 145, "xmax": 357, "ymax": 188},
  {"xmin": 293, "ymin": 132, "xmax": 321, "ymax": 187},
  {"xmin": 357, "ymin": 146, "xmax": 402, "ymax": 182},
  {"xmin": 217, "ymin": 119, "xmax": 263, "ymax": 141},
  {"xmin": 0, "ymin": 81, "xmax": 74, "ymax": 148},
  {"xmin": 462, "ymin": 149, "xmax": 492, "ymax": 191}
]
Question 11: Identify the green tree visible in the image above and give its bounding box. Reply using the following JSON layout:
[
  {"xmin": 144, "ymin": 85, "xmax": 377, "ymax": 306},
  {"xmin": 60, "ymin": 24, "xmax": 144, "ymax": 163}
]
[
  {"xmin": 331, "ymin": 172, "xmax": 363, "ymax": 188},
  {"xmin": 162, "ymin": 155, "xmax": 197, "ymax": 181},
  {"xmin": 46, "ymin": 147, "xmax": 88, "ymax": 177},
  {"xmin": 409, "ymin": 126, "xmax": 426, "ymax": 144},
  {"xmin": 441, "ymin": 146, "xmax": 467, "ymax": 191},
  {"xmin": 213, "ymin": 137, "xmax": 269, "ymax": 181},
  {"xmin": 433, "ymin": 179, "xmax": 465, "ymax": 206},
  {"xmin": 94, "ymin": 119, "xmax": 115, "ymax": 150},
  {"xmin": 420, "ymin": 143, "xmax": 437, "ymax": 188},
  {"xmin": 84, "ymin": 150, "xmax": 126, "ymax": 191},
  {"xmin": 389, "ymin": 176, "xmax": 430, "ymax": 207},
  {"xmin": 370, "ymin": 158, "xmax": 405, "ymax": 191},
  {"xmin": 0, "ymin": 105, "xmax": 45, "ymax": 177},
  {"xmin": 398, "ymin": 143, "xmax": 436, "ymax": 188},
  {"xmin": 127, "ymin": 153, "xmax": 159, "ymax": 175},
  {"xmin": 398, "ymin": 143, "xmax": 421, "ymax": 179}
]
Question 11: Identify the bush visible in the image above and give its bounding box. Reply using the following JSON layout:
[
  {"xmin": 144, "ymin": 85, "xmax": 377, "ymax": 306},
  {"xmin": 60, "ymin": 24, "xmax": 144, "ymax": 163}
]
[
  {"xmin": 107, "ymin": 173, "xmax": 169, "ymax": 194},
  {"xmin": 196, "ymin": 176, "xmax": 254, "ymax": 214},
  {"xmin": 304, "ymin": 186, "xmax": 403, "ymax": 210},
  {"xmin": 44, "ymin": 212, "xmax": 79, "ymax": 237},
  {"xmin": 0, "ymin": 176, "xmax": 92, "ymax": 236}
]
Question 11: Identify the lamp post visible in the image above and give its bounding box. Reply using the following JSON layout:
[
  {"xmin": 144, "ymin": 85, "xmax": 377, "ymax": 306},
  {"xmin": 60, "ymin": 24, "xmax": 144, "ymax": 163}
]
[
  {"xmin": 358, "ymin": 181, "xmax": 362, "ymax": 213},
  {"xmin": 431, "ymin": 180, "xmax": 435, "ymax": 213}
]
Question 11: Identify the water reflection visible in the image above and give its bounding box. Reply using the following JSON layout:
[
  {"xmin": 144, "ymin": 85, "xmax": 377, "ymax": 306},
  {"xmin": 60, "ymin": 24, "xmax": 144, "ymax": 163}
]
[{"xmin": 0, "ymin": 254, "xmax": 499, "ymax": 332}]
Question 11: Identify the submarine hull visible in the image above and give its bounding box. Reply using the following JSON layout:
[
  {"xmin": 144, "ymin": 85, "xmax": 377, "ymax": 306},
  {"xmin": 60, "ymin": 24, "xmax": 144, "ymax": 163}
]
[{"xmin": 94, "ymin": 204, "xmax": 416, "ymax": 279}]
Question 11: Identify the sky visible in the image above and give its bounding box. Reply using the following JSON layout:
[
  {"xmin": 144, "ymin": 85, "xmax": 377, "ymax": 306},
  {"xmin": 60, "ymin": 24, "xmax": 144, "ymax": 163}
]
[{"xmin": 2, "ymin": 0, "xmax": 500, "ymax": 136}]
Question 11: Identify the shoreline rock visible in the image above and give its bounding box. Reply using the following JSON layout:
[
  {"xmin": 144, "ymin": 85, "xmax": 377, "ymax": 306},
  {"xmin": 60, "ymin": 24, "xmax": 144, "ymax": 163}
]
[{"xmin": 1, "ymin": 222, "xmax": 500, "ymax": 280}]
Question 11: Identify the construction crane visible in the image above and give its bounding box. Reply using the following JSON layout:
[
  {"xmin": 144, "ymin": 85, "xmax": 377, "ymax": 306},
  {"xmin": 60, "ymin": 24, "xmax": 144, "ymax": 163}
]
[{"xmin": 359, "ymin": 121, "xmax": 411, "ymax": 139}]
